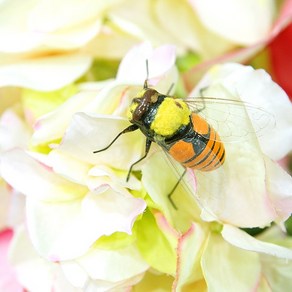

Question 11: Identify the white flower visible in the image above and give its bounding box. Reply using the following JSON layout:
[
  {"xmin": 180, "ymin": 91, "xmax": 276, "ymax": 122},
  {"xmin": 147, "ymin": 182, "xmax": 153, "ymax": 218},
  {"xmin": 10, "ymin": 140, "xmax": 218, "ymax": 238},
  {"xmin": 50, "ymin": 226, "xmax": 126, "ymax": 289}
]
[{"xmin": 1, "ymin": 43, "xmax": 292, "ymax": 290}]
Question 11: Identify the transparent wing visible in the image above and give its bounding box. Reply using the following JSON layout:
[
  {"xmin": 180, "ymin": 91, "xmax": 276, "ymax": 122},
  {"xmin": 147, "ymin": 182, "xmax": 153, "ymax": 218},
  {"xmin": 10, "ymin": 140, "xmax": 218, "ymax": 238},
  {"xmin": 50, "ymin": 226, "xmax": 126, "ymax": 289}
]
[
  {"xmin": 183, "ymin": 96, "xmax": 275, "ymax": 143},
  {"xmin": 160, "ymin": 148, "xmax": 221, "ymax": 221}
]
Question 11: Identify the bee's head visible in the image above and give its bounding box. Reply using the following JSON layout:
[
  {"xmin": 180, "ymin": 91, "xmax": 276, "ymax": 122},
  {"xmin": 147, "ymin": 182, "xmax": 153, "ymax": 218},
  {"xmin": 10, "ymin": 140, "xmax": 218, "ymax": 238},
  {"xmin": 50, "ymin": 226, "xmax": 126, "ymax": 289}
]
[{"xmin": 127, "ymin": 88, "xmax": 159, "ymax": 122}]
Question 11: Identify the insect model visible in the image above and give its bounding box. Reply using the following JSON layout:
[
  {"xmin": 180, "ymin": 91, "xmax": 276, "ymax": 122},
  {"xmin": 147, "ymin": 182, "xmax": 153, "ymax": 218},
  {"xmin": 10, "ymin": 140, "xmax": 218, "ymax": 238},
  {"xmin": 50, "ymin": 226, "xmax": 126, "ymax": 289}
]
[
  {"xmin": 94, "ymin": 62, "xmax": 272, "ymax": 208},
  {"xmin": 93, "ymin": 62, "xmax": 228, "ymax": 208}
]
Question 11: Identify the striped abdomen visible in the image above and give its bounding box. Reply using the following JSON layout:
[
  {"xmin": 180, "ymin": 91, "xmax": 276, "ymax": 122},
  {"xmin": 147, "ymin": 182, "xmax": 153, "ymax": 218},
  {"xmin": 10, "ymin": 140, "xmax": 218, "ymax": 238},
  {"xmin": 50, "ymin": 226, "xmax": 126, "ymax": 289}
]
[{"xmin": 168, "ymin": 113, "xmax": 225, "ymax": 171}]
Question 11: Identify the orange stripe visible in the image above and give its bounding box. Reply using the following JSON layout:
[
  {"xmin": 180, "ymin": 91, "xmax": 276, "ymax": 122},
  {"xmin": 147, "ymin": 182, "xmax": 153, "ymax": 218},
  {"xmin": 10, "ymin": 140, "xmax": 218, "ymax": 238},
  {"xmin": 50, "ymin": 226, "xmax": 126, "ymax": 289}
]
[
  {"xmin": 191, "ymin": 114, "xmax": 209, "ymax": 135},
  {"xmin": 201, "ymin": 144, "xmax": 224, "ymax": 171},
  {"xmin": 169, "ymin": 140, "xmax": 195, "ymax": 163},
  {"xmin": 194, "ymin": 140, "xmax": 222, "ymax": 170},
  {"xmin": 183, "ymin": 128, "xmax": 216, "ymax": 168}
]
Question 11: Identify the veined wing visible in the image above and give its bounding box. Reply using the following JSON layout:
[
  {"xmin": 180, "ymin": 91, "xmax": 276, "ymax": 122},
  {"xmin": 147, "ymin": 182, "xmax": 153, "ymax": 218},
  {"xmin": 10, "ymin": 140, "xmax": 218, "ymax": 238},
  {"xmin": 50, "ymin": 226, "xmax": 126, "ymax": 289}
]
[{"xmin": 183, "ymin": 96, "xmax": 275, "ymax": 143}]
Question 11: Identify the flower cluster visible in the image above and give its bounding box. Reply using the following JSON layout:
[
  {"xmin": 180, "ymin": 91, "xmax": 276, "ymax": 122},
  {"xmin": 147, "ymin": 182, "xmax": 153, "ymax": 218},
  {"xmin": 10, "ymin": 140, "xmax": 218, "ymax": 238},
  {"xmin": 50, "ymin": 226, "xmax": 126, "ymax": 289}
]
[
  {"xmin": 1, "ymin": 42, "xmax": 292, "ymax": 291},
  {"xmin": 0, "ymin": 0, "xmax": 290, "ymax": 92},
  {"xmin": 0, "ymin": 1, "xmax": 292, "ymax": 291}
]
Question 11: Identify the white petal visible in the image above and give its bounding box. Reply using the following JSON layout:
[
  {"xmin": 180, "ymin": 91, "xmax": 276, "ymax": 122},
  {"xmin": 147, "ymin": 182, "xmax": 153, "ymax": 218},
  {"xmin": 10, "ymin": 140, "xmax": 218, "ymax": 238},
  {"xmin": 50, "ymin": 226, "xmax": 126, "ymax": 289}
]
[
  {"xmin": 76, "ymin": 244, "xmax": 148, "ymax": 282},
  {"xmin": 0, "ymin": 149, "xmax": 87, "ymax": 202},
  {"xmin": 0, "ymin": 0, "xmax": 44, "ymax": 52},
  {"xmin": 9, "ymin": 226, "xmax": 81, "ymax": 292},
  {"xmin": 27, "ymin": 0, "xmax": 120, "ymax": 32},
  {"xmin": 62, "ymin": 250, "xmax": 146, "ymax": 291},
  {"xmin": 31, "ymin": 90, "xmax": 98, "ymax": 145},
  {"xmin": 0, "ymin": 0, "xmax": 120, "ymax": 52},
  {"xmin": 117, "ymin": 42, "xmax": 176, "ymax": 85},
  {"xmin": 188, "ymin": 64, "xmax": 292, "ymax": 226},
  {"xmin": 26, "ymin": 186, "xmax": 146, "ymax": 260},
  {"xmin": 49, "ymin": 149, "xmax": 90, "ymax": 185},
  {"xmin": 31, "ymin": 83, "xmax": 132, "ymax": 145},
  {"xmin": 190, "ymin": 0, "xmax": 275, "ymax": 45},
  {"xmin": 173, "ymin": 224, "xmax": 207, "ymax": 291},
  {"xmin": 84, "ymin": 23, "xmax": 140, "ymax": 59},
  {"xmin": 88, "ymin": 164, "xmax": 141, "ymax": 191},
  {"xmin": 222, "ymin": 224, "xmax": 292, "ymax": 259},
  {"xmin": 195, "ymin": 140, "xmax": 276, "ymax": 227},
  {"xmin": 141, "ymin": 151, "xmax": 201, "ymax": 231},
  {"xmin": 0, "ymin": 54, "xmax": 91, "ymax": 91},
  {"xmin": 264, "ymin": 156, "xmax": 292, "ymax": 223},
  {"xmin": 196, "ymin": 63, "xmax": 292, "ymax": 160},
  {"xmin": 59, "ymin": 113, "xmax": 144, "ymax": 171},
  {"xmin": 0, "ymin": 110, "xmax": 30, "ymax": 151},
  {"xmin": 201, "ymin": 231, "xmax": 261, "ymax": 291}
]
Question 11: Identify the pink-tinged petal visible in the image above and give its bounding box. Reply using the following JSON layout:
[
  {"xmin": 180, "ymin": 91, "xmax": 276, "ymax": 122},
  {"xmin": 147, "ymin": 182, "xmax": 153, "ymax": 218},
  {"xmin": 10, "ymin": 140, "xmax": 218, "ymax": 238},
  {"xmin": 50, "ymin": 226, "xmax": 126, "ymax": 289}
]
[
  {"xmin": 0, "ymin": 149, "xmax": 87, "ymax": 202},
  {"xmin": 189, "ymin": 82, "xmax": 276, "ymax": 227},
  {"xmin": 26, "ymin": 186, "xmax": 146, "ymax": 260},
  {"xmin": 0, "ymin": 229, "xmax": 23, "ymax": 292},
  {"xmin": 201, "ymin": 231, "xmax": 261, "ymax": 291},
  {"xmin": 222, "ymin": 224, "xmax": 292, "ymax": 259},
  {"xmin": 189, "ymin": 0, "xmax": 275, "ymax": 45},
  {"xmin": 9, "ymin": 226, "xmax": 81, "ymax": 292},
  {"xmin": 198, "ymin": 63, "xmax": 292, "ymax": 160},
  {"xmin": 59, "ymin": 113, "xmax": 144, "ymax": 171},
  {"xmin": 264, "ymin": 156, "xmax": 292, "ymax": 223},
  {"xmin": 136, "ymin": 210, "xmax": 178, "ymax": 275},
  {"xmin": 183, "ymin": 0, "xmax": 292, "ymax": 90},
  {"xmin": 0, "ymin": 54, "xmax": 91, "ymax": 91},
  {"xmin": 173, "ymin": 224, "xmax": 207, "ymax": 291},
  {"xmin": 117, "ymin": 42, "xmax": 176, "ymax": 86},
  {"xmin": 187, "ymin": 64, "xmax": 291, "ymax": 227},
  {"xmin": 154, "ymin": 212, "xmax": 179, "ymax": 240}
]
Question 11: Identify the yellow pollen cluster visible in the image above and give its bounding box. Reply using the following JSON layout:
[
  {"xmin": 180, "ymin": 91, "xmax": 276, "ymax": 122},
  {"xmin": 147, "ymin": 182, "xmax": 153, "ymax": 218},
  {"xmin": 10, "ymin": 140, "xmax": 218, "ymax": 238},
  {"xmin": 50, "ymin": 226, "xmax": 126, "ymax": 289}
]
[
  {"xmin": 151, "ymin": 98, "xmax": 190, "ymax": 137},
  {"xmin": 127, "ymin": 101, "xmax": 138, "ymax": 120}
]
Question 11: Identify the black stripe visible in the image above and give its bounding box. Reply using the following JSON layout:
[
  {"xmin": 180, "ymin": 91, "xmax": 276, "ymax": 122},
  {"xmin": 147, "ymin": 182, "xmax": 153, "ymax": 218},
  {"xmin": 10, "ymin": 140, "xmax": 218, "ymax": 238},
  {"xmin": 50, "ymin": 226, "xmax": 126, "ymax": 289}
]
[
  {"xmin": 213, "ymin": 149, "xmax": 225, "ymax": 167},
  {"xmin": 182, "ymin": 124, "xmax": 212, "ymax": 165},
  {"xmin": 187, "ymin": 133, "xmax": 217, "ymax": 167},
  {"xmin": 200, "ymin": 142, "xmax": 222, "ymax": 170}
]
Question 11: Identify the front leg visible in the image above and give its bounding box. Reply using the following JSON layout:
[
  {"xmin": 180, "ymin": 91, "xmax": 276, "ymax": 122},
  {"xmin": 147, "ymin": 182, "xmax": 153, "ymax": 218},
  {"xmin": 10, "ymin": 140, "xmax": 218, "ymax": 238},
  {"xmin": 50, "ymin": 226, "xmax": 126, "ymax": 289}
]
[{"xmin": 126, "ymin": 138, "xmax": 152, "ymax": 181}]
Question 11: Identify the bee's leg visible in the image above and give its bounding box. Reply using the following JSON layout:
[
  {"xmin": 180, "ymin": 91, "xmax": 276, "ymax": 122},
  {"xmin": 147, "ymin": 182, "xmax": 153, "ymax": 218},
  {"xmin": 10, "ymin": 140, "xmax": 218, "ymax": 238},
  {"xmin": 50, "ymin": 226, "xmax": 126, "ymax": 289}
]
[
  {"xmin": 93, "ymin": 124, "xmax": 139, "ymax": 153},
  {"xmin": 167, "ymin": 168, "xmax": 187, "ymax": 210},
  {"xmin": 126, "ymin": 138, "xmax": 152, "ymax": 181}
]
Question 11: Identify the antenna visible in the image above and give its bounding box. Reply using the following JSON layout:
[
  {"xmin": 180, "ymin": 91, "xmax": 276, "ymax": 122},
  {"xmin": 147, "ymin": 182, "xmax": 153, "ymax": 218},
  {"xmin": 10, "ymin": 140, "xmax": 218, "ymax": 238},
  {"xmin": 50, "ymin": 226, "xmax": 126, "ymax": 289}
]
[{"xmin": 143, "ymin": 59, "xmax": 149, "ymax": 89}]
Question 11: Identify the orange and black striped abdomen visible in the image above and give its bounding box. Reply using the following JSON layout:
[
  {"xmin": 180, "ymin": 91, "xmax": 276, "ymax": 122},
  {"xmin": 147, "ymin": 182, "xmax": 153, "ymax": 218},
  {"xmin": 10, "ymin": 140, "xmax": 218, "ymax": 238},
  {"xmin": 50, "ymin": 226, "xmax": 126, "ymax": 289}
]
[{"xmin": 168, "ymin": 113, "xmax": 225, "ymax": 171}]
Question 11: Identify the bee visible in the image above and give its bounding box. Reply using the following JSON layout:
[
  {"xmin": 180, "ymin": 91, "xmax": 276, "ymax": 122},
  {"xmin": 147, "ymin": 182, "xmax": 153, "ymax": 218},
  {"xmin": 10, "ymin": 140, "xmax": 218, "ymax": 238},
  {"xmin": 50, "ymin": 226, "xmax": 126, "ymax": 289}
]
[{"xmin": 94, "ymin": 62, "xmax": 272, "ymax": 209}]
